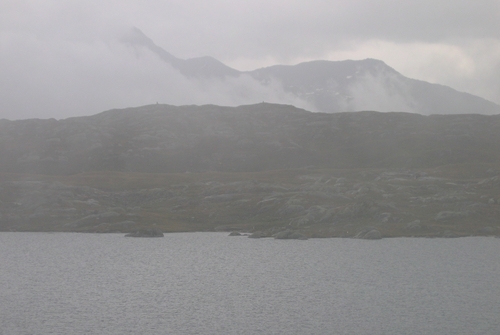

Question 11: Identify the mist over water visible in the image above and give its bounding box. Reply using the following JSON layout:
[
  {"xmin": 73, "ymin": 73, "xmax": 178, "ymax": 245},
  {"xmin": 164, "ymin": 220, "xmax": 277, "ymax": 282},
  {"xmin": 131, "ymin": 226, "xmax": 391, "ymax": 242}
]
[{"xmin": 1, "ymin": 233, "xmax": 499, "ymax": 335}]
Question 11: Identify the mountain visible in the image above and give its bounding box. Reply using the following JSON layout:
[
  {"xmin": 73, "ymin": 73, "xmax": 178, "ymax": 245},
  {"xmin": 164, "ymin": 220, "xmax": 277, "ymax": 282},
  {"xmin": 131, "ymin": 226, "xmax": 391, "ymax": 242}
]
[
  {"xmin": 122, "ymin": 27, "xmax": 240, "ymax": 78},
  {"xmin": 123, "ymin": 28, "xmax": 500, "ymax": 115},
  {"xmin": 2, "ymin": 103, "xmax": 500, "ymax": 237},
  {"xmin": 248, "ymin": 59, "xmax": 500, "ymax": 115}
]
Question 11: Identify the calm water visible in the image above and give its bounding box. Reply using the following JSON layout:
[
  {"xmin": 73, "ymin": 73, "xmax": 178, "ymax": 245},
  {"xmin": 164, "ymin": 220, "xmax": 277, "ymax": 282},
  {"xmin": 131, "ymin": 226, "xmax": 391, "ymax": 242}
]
[{"xmin": 1, "ymin": 233, "xmax": 499, "ymax": 335}]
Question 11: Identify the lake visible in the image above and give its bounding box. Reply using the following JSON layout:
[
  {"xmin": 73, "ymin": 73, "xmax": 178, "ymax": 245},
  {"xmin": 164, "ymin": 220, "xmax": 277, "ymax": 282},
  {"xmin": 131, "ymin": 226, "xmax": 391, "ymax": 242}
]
[{"xmin": 1, "ymin": 233, "xmax": 499, "ymax": 334}]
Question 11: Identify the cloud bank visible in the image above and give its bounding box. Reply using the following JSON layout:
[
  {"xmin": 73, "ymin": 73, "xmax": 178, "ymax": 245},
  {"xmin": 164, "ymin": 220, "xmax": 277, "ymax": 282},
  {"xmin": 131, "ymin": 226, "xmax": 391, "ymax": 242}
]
[
  {"xmin": 0, "ymin": 33, "xmax": 313, "ymax": 119},
  {"xmin": 1, "ymin": 0, "xmax": 499, "ymax": 119},
  {"xmin": 340, "ymin": 72, "xmax": 416, "ymax": 113}
]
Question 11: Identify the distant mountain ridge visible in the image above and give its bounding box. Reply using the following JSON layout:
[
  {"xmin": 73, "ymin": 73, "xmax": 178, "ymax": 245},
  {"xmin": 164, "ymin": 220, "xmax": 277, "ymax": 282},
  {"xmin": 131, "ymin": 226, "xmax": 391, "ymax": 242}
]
[{"xmin": 122, "ymin": 28, "xmax": 500, "ymax": 115}]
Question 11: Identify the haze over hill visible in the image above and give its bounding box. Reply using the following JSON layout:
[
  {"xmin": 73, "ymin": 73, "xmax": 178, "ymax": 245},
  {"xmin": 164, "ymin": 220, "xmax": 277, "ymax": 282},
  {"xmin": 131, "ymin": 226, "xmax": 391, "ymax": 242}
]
[
  {"xmin": 2, "ymin": 1, "xmax": 500, "ymax": 120},
  {"xmin": 1, "ymin": 1, "xmax": 500, "ymax": 236},
  {"xmin": 3, "ymin": 103, "xmax": 500, "ymax": 175},
  {"xmin": 2, "ymin": 103, "xmax": 500, "ymax": 237},
  {"xmin": 122, "ymin": 28, "xmax": 500, "ymax": 116}
]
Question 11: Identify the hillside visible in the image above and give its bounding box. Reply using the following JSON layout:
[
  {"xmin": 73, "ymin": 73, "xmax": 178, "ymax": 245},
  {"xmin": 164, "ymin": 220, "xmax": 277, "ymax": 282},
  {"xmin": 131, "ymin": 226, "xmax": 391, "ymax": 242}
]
[
  {"xmin": 1, "ymin": 103, "xmax": 500, "ymax": 237},
  {"xmin": 2, "ymin": 103, "xmax": 500, "ymax": 175}
]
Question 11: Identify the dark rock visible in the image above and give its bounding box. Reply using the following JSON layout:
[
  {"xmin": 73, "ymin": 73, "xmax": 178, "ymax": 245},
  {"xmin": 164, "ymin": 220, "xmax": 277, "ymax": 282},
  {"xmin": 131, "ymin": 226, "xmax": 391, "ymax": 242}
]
[{"xmin": 125, "ymin": 228, "xmax": 164, "ymax": 237}]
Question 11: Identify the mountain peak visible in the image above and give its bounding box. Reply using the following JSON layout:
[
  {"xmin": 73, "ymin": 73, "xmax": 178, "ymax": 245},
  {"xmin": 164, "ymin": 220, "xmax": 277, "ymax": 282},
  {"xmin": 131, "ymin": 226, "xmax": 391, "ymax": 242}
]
[
  {"xmin": 120, "ymin": 28, "xmax": 500, "ymax": 115},
  {"xmin": 122, "ymin": 27, "xmax": 239, "ymax": 78}
]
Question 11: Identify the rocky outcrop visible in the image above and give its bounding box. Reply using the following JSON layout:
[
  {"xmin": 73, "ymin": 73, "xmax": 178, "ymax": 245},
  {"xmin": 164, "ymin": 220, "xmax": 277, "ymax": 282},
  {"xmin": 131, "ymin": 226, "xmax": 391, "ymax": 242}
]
[
  {"xmin": 354, "ymin": 228, "xmax": 383, "ymax": 240},
  {"xmin": 125, "ymin": 228, "xmax": 164, "ymax": 237},
  {"xmin": 406, "ymin": 220, "xmax": 423, "ymax": 231},
  {"xmin": 1, "ymin": 152, "xmax": 500, "ymax": 237}
]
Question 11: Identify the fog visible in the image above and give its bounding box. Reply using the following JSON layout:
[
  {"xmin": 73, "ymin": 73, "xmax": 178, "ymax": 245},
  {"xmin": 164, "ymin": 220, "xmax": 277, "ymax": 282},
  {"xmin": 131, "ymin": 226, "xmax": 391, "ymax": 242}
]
[
  {"xmin": 1, "ymin": 1, "xmax": 499, "ymax": 119},
  {"xmin": 340, "ymin": 72, "xmax": 416, "ymax": 113},
  {"xmin": 1, "ymin": 24, "xmax": 316, "ymax": 120}
]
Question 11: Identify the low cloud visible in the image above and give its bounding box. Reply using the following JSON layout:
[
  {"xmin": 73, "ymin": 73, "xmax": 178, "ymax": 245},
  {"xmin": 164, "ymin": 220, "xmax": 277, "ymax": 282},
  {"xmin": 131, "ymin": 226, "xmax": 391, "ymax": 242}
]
[
  {"xmin": 178, "ymin": 74, "xmax": 315, "ymax": 111},
  {"xmin": 0, "ymin": 32, "xmax": 313, "ymax": 120},
  {"xmin": 340, "ymin": 72, "xmax": 416, "ymax": 113},
  {"xmin": 324, "ymin": 39, "xmax": 500, "ymax": 105},
  {"xmin": 1, "ymin": 0, "xmax": 499, "ymax": 119}
]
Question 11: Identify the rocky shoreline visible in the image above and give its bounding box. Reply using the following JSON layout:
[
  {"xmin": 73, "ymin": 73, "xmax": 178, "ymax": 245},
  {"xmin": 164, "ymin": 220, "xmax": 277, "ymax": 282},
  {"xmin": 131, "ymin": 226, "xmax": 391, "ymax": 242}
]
[{"xmin": 1, "ymin": 166, "xmax": 499, "ymax": 238}]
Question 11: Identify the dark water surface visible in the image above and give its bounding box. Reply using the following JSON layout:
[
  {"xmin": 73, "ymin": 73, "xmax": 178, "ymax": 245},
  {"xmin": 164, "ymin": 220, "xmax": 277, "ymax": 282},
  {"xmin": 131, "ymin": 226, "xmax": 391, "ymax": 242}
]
[{"xmin": 1, "ymin": 233, "xmax": 499, "ymax": 335}]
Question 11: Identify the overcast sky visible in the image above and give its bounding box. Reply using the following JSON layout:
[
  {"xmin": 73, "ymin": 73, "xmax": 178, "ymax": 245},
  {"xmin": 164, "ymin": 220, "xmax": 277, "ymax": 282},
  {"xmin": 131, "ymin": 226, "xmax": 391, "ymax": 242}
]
[{"xmin": 1, "ymin": 0, "xmax": 499, "ymax": 120}]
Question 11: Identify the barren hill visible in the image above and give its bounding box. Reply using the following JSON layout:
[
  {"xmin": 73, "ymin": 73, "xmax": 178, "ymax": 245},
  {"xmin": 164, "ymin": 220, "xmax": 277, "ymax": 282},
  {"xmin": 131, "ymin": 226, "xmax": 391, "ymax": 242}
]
[
  {"xmin": 1, "ymin": 103, "xmax": 500, "ymax": 237},
  {"xmin": 2, "ymin": 103, "xmax": 500, "ymax": 175}
]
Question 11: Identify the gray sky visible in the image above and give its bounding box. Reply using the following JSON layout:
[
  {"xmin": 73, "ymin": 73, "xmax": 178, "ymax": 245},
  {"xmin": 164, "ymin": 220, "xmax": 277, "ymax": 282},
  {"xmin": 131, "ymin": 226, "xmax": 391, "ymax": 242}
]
[{"xmin": 1, "ymin": 0, "xmax": 499, "ymax": 120}]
